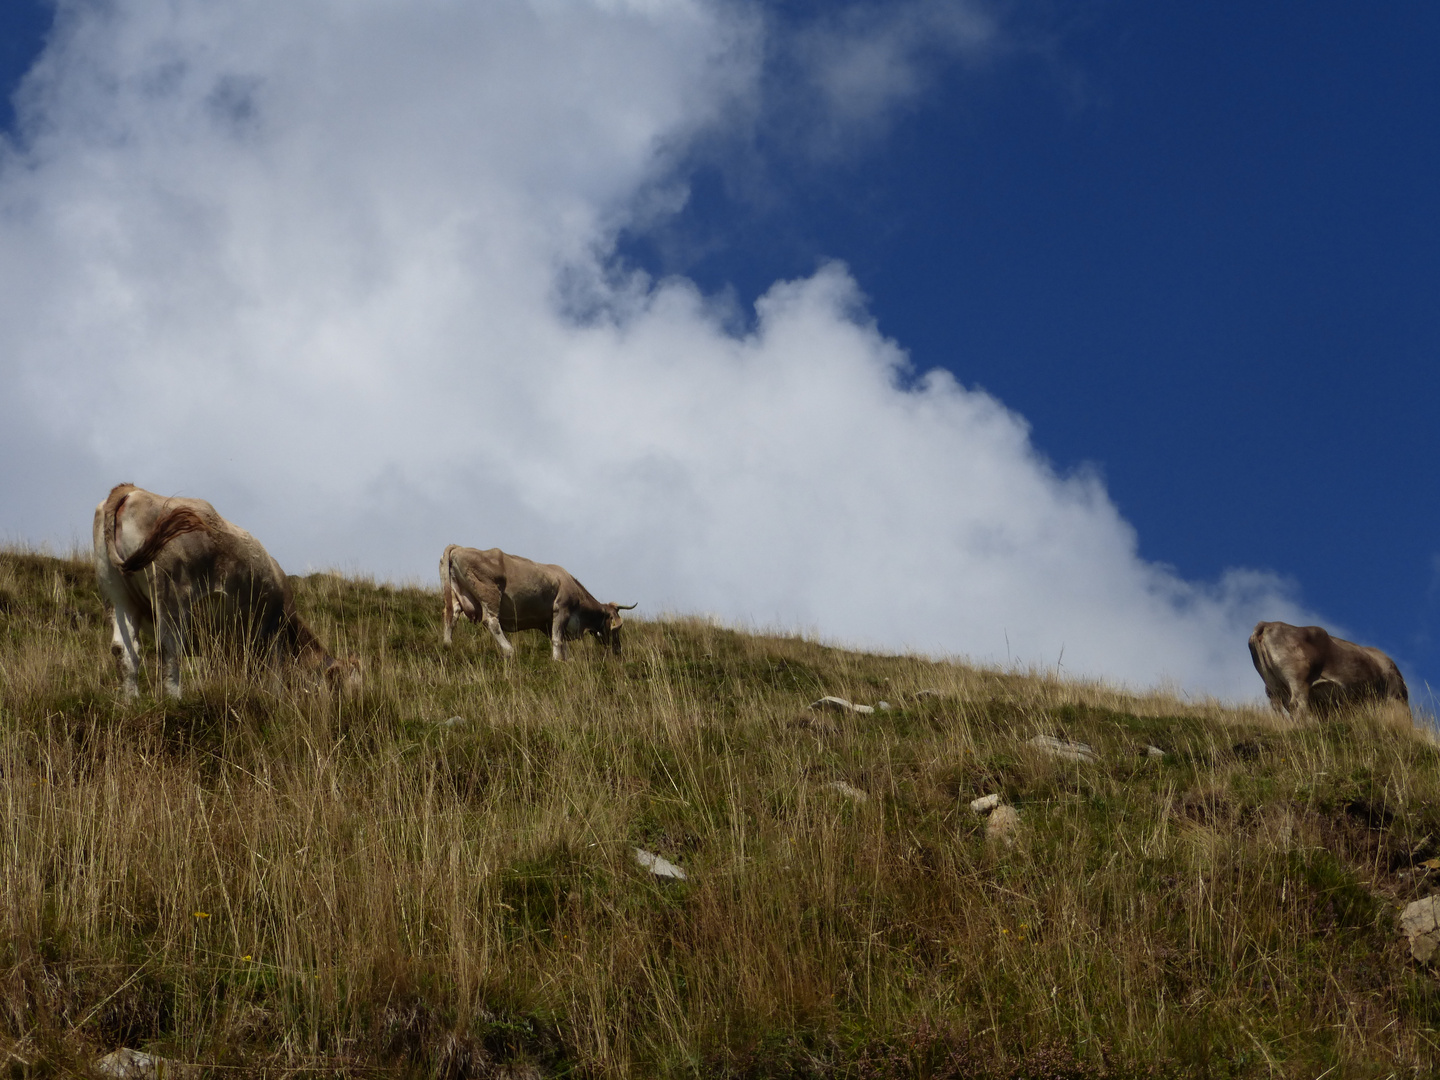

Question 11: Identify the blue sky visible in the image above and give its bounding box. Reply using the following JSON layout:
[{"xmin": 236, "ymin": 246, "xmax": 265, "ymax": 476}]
[
  {"xmin": 0, "ymin": 1, "xmax": 1434, "ymax": 703},
  {"xmin": 618, "ymin": 2, "xmax": 1440, "ymax": 692}
]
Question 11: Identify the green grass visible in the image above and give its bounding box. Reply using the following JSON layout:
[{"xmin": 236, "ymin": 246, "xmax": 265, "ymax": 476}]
[{"xmin": 2, "ymin": 548, "xmax": 1439, "ymax": 1077}]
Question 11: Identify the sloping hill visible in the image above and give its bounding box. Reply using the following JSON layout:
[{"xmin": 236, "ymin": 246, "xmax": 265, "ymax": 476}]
[{"xmin": 1, "ymin": 549, "xmax": 1438, "ymax": 1078}]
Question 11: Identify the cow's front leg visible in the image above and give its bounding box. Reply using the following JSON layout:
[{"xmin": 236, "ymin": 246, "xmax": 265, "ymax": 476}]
[
  {"xmin": 109, "ymin": 604, "xmax": 142, "ymax": 700},
  {"xmin": 550, "ymin": 609, "xmax": 570, "ymax": 661}
]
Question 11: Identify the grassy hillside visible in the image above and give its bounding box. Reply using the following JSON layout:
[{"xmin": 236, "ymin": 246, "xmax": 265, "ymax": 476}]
[{"xmin": 2, "ymin": 548, "xmax": 1439, "ymax": 1078}]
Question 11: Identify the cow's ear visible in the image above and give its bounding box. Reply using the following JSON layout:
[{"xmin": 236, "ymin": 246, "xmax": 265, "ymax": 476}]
[{"xmin": 608, "ymin": 613, "xmax": 624, "ymax": 631}]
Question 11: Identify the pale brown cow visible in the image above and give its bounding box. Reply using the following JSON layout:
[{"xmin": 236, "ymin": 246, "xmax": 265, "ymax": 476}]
[
  {"xmin": 94, "ymin": 483, "xmax": 361, "ymax": 698},
  {"xmin": 440, "ymin": 544, "xmax": 635, "ymax": 659},
  {"xmin": 1248, "ymin": 620, "xmax": 1408, "ymax": 720}
]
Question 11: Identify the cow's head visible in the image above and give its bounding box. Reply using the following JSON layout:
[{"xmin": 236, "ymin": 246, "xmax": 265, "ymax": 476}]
[
  {"xmin": 597, "ymin": 602, "xmax": 637, "ymax": 655},
  {"xmin": 322, "ymin": 653, "xmax": 364, "ymax": 693}
]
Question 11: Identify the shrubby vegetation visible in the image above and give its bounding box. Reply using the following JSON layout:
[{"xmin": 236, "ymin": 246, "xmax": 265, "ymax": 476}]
[{"xmin": 1, "ymin": 548, "xmax": 1438, "ymax": 1077}]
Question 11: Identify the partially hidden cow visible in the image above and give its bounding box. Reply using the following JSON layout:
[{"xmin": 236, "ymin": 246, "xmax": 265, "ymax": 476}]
[
  {"xmin": 1248, "ymin": 620, "xmax": 1408, "ymax": 720},
  {"xmin": 440, "ymin": 545, "xmax": 635, "ymax": 659},
  {"xmin": 94, "ymin": 483, "xmax": 361, "ymax": 698}
]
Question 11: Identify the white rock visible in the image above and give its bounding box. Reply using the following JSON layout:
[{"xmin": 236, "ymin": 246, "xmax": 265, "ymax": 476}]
[
  {"xmin": 1144, "ymin": 745, "xmax": 1166, "ymax": 758},
  {"xmin": 986, "ymin": 804, "xmax": 1021, "ymax": 846},
  {"xmin": 827, "ymin": 781, "xmax": 870, "ymax": 802},
  {"xmin": 877, "ymin": 701, "xmax": 892, "ymax": 711},
  {"xmin": 96, "ymin": 1050, "xmax": 181, "ymax": 1078},
  {"xmin": 437, "ymin": 715, "xmax": 468, "ymax": 728},
  {"xmin": 911, "ymin": 689, "xmax": 941, "ymax": 700},
  {"xmin": 808, "ymin": 696, "xmax": 875, "ymax": 715},
  {"xmin": 969, "ymin": 793, "xmax": 1002, "ymax": 814},
  {"xmin": 1402, "ymin": 896, "xmax": 1440, "ymax": 962},
  {"xmin": 634, "ymin": 848, "xmax": 687, "ymax": 881},
  {"xmin": 1028, "ymin": 735, "xmax": 1099, "ymax": 763}
]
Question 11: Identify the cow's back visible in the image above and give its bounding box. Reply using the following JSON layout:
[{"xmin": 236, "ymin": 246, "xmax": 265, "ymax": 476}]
[
  {"xmin": 107, "ymin": 489, "xmax": 221, "ymax": 568},
  {"xmin": 447, "ymin": 547, "xmax": 558, "ymax": 631},
  {"xmin": 495, "ymin": 553, "xmax": 566, "ymax": 631},
  {"xmin": 1250, "ymin": 620, "xmax": 1409, "ymax": 715},
  {"xmin": 96, "ymin": 486, "xmax": 215, "ymax": 611},
  {"xmin": 1322, "ymin": 637, "xmax": 1409, "ymax": 704},
  {"xmin": 447, "ymin": 546, "xmax": 509, "ymax": 599},
  {"xmin": 100, "ymin": 486, "xmax": 288, "ymax": 613}
]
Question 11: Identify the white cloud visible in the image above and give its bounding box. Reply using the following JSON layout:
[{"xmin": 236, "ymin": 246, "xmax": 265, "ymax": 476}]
[
  {"xmin": 793, "ymin": 0, "xmax": 995, "ymax": 132},
  {"xmin": 0, "ymin": 0, "xmax": 1314, "ymax": 697}
]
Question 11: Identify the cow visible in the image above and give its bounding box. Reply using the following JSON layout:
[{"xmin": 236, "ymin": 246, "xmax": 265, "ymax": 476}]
[
  {"xmin": 440, "ymin": 544, "xmax": 635, "ymax": 660},
  {"xmin": 1248, "ymin": 620, "xmax": 1408, "ymax": 720},
  {"xmin": 93, "ymin": 483, "xmax": 361, "ymax": 699}
]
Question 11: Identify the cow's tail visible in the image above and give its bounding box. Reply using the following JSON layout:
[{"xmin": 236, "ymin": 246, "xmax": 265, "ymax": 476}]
[
  {"xmin": 1247, "ymin": 622, "xmax": 1267, "ymax": 673},
  {"xmin": 440, "ymin": 545, "xmax": 458, "ymax": 642},
  {"xmin": 118, "ymin": 506, "xmax": 210, "ymax": 574},
  {"xmin": 1247, "ymin": 621, "xmax": 1286, "ymax": 708},
  {"xmin": 440, "ymin": 545, "xmax": 457, "ymax": 609},
  {"xmin": 101, "ymin": 483, "xmax": 138, "ymax": 571}
]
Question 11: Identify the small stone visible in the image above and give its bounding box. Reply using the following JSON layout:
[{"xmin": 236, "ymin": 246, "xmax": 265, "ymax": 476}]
[
  {"xmin": 437, "ymin": 716, "xmax": 468, "ymax": 728},
  {"xmin": 808, "ymin": 696, "xmax": 875, "ymax": 715},
  {"xmin": 1402, "ymin": 896, "xmax": 1440, "ymax": 963},
  {"xmin": 911, "ymin": 689, "xmax": 941, "ymax": 700},
  {"xmin": 1144, "ymin": 745, "xmax": 1166, "ymax": 758},
  {"xmin": 877, "ymin": 701, "xmax": 892, "ymax": 711},
  {"xmin": 986, "ymin": 804, "xmax": 1021, "ymax": 846},
  {"xmin": 827, "ymin": 780, "xmax": 869, "ymax": 802},
  {"xmin": 970, "ymin": 793, "xmax": 1002, "ymax": 814},
  {"xmin": 634, "ymin": 848, "xmax": 687, "ymax": 881},
  {"xmin": 1028, "ymin": 735, "xmax": 1099, "ymax": 763}
]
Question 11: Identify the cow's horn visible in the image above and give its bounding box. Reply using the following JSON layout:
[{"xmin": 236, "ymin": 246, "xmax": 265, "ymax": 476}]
[{"xmin": 615, "ymin": 602, "xmax": 638, "ymax": 610}]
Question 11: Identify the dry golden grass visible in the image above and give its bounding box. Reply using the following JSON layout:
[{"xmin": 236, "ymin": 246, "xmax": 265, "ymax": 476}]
[{"xmin": 2, "ymin": 548, "xmax": 1440, "ymax": 1078}]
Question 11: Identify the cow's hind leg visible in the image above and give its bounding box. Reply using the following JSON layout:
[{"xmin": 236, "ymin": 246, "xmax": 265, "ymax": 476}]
[
  {"xmin": 481, "ymin": 606, "xmax": 515, "ymax": 658},
  {"xmin": 154, "ymin": 589, "xmax": 189, "ymax": 699},
  {"xmin": 465, "ymin": 579, "xmax": 514, "ymax": 658},
  {"xmin": 1284, "ymin": 679, "xmax": 1313, "ymax": 722},
  {"xmin": 109, "ymin": 603, "xmax": 143, "ymax": 700},
  {"xmin": 447, "ymin": 589, "xmax": 474, "ymax": 646}
]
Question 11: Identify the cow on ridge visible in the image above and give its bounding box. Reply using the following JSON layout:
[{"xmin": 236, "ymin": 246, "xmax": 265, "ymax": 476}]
[
  {"xmin": 94, "ymin": 483, "xmax": 361, "ymax": 698},
  {"xmin": 1248, "ymin": 620, "xmax": 1408, "ymax": 720},
  {"xmin": 440, "ymin": 544, "xmax": 635, "ymax": 660}
]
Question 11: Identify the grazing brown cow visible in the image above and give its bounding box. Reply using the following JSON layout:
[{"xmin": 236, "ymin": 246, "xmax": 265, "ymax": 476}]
[
  {"xmin": 440, "ymin": 544, "xmax": 635, "ymax": 659},
  {"xmin": 1248, "ymin": 620, "xmax": 1408, "ymax": 720},
  {"xmin": 93, "ymin": 483, "xmax": 361, "ymax": 698}
]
